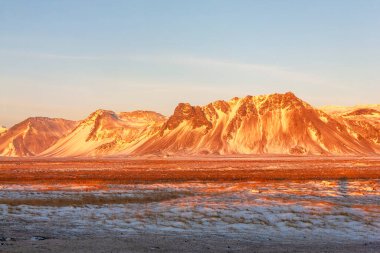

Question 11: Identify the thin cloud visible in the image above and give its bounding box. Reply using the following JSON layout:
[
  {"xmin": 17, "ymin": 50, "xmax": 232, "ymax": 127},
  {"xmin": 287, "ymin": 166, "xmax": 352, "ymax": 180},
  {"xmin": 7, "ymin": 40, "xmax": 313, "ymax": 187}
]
[
  {"xmin": 131, "ymin": 54, "xmax": 328, "ymax": 86},
  {"xmin": 0, "ymin": 50, "xmax": 103, "ymax": 60},
  {"xmin": 0, "ymin": 49, "xmax": 329, "ymax": 85},
  {"xmin": 33, "ymin": 53, "xmax": 102, "ymax": 60}
]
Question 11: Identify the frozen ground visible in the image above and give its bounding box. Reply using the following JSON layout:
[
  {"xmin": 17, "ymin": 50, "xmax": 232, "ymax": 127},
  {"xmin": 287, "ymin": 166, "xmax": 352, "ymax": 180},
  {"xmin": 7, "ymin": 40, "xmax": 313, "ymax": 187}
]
[
  {"xmin": 0, "ymin": 158, "xmax": 379, "ymax": 252},
  {"xmin": 1, "ymin": 180, "xmax": 379, "ymax": 242}
]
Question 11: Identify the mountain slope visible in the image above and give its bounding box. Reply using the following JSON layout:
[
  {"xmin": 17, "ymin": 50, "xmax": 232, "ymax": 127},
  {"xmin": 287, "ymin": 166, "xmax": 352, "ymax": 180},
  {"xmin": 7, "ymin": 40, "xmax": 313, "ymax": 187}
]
[
  {"xmin": 41, "ymin": 110, "xmax": 166, "ymax": 157},
  {"xmin": 320, "ymin": 104, "xmax": 380, "ymax": 116},
  {"xmin": 0, "ymin": 118, "xmax": 77, "ymax": 157},
  {"xmin": 135, "ymin": 92, "xmax": 378, "ymax": 155},
  {"xmin": 3, "ymin": 93, "xmax": 378, "ymax": 157},
  {"xmin": 321, "ymin": 106, "xmax": 380, "ymax": 150},
  {"xmin": 321, "ymin": 105, "xmax": 380, "ymax": 129}
]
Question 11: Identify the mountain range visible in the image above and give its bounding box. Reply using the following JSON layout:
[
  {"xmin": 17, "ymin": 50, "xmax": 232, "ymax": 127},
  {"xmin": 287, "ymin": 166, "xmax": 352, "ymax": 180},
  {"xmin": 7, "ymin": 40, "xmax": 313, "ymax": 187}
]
[{"xmin": 1, "ymin": 92, "xmax": 379, "ymax": 157}]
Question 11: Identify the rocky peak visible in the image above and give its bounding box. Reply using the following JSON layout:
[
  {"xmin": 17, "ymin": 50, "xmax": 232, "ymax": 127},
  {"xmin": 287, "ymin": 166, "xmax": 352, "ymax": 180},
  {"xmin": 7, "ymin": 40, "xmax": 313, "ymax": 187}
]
[
  {"xmin": 345, "ymin": 108, "xmax": 380, "ymax": 117},
  {"xmin": 118, "ymin": 110, "xmax": 166, "ymax": 122},
  {"xmin": 163, "ymin": 103, "xmax": 212, "ymax": 131}
]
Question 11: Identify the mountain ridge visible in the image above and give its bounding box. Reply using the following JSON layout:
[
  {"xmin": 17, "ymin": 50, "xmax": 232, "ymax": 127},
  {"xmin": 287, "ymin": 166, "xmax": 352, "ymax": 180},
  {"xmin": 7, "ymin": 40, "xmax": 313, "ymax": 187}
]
[
  {"xmin": 135, "ymin": 92, "xmax": 378, "ymax": 156},
  {"xmin": 1, "ymin": 92, "xmax": 379, "ymax": 157},
  {"xmin": 40, "ymin": 110, "xmax": 166, "ymax": 157}
]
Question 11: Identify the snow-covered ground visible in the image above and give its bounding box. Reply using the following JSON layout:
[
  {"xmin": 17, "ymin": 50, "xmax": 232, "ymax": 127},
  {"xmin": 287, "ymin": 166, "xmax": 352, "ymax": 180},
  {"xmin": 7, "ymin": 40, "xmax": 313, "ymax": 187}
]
[{"xmin": 1, "ymin": 180, "xmax": 379, "ymax": 241}]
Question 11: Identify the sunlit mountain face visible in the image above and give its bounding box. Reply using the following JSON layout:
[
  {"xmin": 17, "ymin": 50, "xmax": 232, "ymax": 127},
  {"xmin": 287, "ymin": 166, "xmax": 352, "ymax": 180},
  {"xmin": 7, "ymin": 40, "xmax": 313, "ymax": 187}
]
[
  {"xmin": 136, "ymin": 92, "xmax": 379, "ymax": 156},
  {"xmin": 1, "ymin": 92, "xmax": 379, "ymax": 157},
  {"xmin": 41, "ymin": 110, "xmax": 166, "ymax": 157},
  {"xmin": 0, "ymin": 117, "xmax": 77, "ymax": 157}
]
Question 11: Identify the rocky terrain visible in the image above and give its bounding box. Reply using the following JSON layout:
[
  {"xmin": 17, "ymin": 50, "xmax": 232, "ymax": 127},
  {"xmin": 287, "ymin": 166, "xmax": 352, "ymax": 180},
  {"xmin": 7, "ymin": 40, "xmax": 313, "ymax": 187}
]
[
  {"xmin": 41, "ymin": 110, "xmax": 166, "ymax": 157},
  {"xmin": 1, "ymin": 92, "xmax": 379, "ymax": 157},
  {"xmin": 136, "ymin": 92, "xmax": 379, "ymax": 155}
]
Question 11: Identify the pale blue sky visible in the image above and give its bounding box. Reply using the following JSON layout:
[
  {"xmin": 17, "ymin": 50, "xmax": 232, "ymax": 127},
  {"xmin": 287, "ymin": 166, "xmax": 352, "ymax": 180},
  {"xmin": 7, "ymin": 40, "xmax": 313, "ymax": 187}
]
[{"xmin": 1, "ymin": 0, "xmax": 379, "ymax": 126}]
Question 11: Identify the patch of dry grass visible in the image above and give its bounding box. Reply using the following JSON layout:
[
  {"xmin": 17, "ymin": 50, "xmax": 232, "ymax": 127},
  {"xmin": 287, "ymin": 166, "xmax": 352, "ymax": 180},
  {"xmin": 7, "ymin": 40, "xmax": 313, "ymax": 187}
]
[{"xmin": 0, "ymin": 191, "xmax": 193, "ymax": 207}]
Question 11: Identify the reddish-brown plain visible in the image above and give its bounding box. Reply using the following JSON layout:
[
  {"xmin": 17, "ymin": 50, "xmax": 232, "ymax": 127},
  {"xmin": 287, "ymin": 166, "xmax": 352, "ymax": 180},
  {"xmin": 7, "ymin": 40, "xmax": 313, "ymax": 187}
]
[{"xmin": 1, "ymin": 156, "xmax": 379, "ymax": 186}]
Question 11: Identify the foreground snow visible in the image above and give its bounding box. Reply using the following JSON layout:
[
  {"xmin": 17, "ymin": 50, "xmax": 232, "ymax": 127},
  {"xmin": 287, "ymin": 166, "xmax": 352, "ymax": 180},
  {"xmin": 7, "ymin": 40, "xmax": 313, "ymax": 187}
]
[{"xmin": 1, "ymin": 180, "xmax": 379, "ymax": 241}]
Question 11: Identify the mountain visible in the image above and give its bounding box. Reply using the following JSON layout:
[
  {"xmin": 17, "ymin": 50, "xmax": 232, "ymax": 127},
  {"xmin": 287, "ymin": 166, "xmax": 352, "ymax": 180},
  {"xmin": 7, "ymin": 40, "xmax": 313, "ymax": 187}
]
[
  {"xmin": 41, "ymin": 110, "xmax": 166, "ymax": 157},
  {"xmin": 135, "ymin": 92, "xmax": 379, "ymax": 155},
  {"xmin": 320, "ymin": 104, "xmax": 380, "ymax": 115},
  {"xmin": 2, "ymin": 92, "xmax": 379, "ymax": 157},
  {"xmin": 0, "ymin": 117, "xmax": 77, "ymax": 157},
  {"xmin": 320, "ymin": 105, "xmax": 380, "ymax": 149},
  {"xmin": 320, "ymin": 105, "xmax": 380, "ymax": 129}
]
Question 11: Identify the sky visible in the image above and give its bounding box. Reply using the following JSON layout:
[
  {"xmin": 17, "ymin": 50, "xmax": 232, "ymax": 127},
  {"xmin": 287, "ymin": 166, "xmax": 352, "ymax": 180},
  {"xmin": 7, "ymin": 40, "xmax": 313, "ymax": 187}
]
[{"xmin": 1, "ymin": 0, "xmax": 379, "ymax": 126}]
